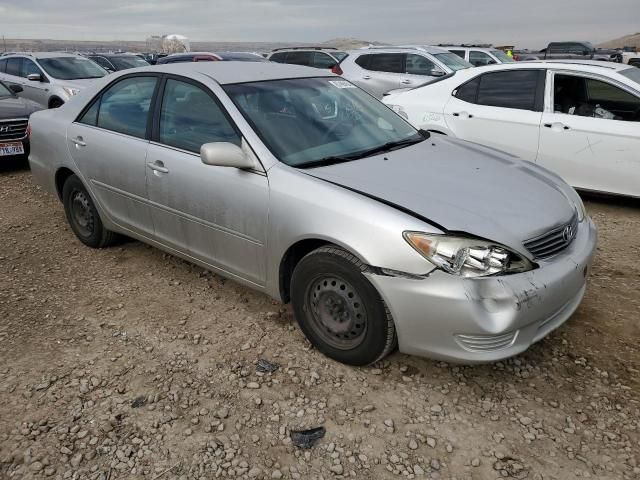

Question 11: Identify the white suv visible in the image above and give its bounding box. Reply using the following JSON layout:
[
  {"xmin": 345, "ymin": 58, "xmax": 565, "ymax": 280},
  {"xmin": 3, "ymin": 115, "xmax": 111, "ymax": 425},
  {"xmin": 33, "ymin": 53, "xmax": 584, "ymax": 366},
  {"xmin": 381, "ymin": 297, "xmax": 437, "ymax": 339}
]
[
  {"xmin": 440, "ymin": 45, "xmax": 516, "ymax": 67},
  {"xmin": 339, "ymin": 46, "xmax": 472, "ymax": 98},
  {"xmin": 0, "ymin": 52, "xmax": 108, "ymax": 108},
  {"xmin": 383, "ymin": 61, "xmax": 640, "ymax": 197}
]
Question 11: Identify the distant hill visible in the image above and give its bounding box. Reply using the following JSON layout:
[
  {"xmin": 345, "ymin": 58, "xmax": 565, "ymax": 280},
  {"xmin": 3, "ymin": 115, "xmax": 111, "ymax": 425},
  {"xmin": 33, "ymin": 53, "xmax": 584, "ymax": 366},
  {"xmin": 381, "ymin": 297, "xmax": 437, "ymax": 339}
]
[
  {"xmin": 322, "ymin": 38, "xmax": 384, "ymax": 50},
  {"xmin": 599, "ymin": 32, "xmax": 640, "ymax": 49}
]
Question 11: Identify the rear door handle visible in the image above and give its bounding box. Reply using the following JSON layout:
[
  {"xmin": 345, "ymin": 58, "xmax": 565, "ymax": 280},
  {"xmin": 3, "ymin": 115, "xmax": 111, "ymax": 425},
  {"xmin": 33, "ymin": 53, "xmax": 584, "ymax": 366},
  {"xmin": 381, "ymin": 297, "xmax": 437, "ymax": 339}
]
[
  {"xmin": 362, "ymin": 75, "xmax": 371, "ymax": 80},
  {"xmin": 452, "ymin": 112, "xmax": 473, "ymax": 118},
  {"xmin": 401, "ymin": 79, "xmax": 412, "ymax": 85},
  {"xmin": 147, "ymin": 161, "xmax": 169, "ymax": 174},
  {"xmin": 70, "ymin": 136, "xmax": 86, "ymax": 147}
]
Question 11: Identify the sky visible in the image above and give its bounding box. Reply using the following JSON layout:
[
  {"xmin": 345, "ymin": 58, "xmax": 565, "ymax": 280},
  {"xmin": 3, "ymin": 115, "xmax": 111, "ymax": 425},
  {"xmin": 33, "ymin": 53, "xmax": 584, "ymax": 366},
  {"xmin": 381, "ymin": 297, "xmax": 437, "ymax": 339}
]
[{"xmin": 0, "ymin": 0, "xmax": 637, "ymax": 49}]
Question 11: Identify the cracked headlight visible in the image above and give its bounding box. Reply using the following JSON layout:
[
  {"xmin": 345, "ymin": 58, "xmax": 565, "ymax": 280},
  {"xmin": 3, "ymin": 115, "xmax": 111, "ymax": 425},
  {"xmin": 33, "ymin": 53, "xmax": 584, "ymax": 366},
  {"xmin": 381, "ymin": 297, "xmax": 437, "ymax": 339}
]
[{"xmin": 404, "ymin": 232, "xmax": 534, "ymax": 278}]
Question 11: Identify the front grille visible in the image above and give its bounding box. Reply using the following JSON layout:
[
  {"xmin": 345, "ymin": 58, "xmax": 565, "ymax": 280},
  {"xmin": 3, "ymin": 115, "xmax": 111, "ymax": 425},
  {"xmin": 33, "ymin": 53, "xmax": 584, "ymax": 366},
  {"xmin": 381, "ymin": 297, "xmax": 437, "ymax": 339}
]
[
  {"xmin": 0, "ymin": 118, "xmax": 28, "ymax": 141},
  {"xmin": 524, "ymin": 213, "xmax": 578, "ymax": 259},
  {"xmin": 455, "ymin": 331, "xmax": 518, "ymax": 352}
]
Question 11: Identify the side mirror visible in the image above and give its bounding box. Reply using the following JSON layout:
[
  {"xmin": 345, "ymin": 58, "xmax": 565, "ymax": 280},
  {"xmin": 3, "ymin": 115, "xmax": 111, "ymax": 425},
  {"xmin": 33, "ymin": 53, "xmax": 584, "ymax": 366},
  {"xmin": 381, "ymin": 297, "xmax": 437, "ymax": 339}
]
[
  {"xmin": 9, "ymin": 84, "xmax": 23, "ymax": 93},
  {"xmin": 200, "ymin": 142, "xmax": 256, "ymax": 169},
  {"xmin": 488, "ymin": 60, "xmax": 497, "ymax": 65},
  {"xmin": 27, "ymin": 73, "xmax": 42, "ymax": 82},
  {"xmin": 429, "ymin": 69, "xmax": 446, "ymax": 77}
]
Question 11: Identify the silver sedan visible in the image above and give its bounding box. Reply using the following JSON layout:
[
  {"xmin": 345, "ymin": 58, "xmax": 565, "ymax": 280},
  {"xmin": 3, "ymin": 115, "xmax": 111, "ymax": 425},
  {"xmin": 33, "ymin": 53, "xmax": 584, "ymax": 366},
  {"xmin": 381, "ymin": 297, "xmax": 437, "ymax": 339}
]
[{"xmin": 27, "ymin": 62, "xmax": 597, "ymax": 365}]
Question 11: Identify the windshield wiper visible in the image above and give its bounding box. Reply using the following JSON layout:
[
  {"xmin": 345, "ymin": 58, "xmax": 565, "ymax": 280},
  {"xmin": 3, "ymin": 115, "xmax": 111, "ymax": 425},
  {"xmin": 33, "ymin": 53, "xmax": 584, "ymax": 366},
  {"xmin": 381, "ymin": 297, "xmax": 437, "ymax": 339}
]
[{"xmin": 298, "ymin": 133, "xmax": 429, "ymax": 170}]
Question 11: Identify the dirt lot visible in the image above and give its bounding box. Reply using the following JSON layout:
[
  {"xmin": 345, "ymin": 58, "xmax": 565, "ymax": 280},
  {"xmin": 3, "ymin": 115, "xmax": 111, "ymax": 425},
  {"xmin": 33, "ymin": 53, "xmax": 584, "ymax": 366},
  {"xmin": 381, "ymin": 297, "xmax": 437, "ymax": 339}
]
[{"xmin": 1, "ymin": 159, "xmax": 638, "ymax": 480}]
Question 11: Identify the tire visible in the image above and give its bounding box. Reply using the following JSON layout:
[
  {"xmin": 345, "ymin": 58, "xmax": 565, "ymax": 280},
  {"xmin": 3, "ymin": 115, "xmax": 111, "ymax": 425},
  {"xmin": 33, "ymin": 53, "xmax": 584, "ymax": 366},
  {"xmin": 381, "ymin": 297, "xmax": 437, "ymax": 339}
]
[
  {"xmin": 49, "ymin": 98, "xmax": 64, "ymax": 109},
  {"xmin": 290, "ymin": 246, "xmax": 397, "ymax": 366},
  {"xmin": 62, "ymin": 174, "xmax": 117, "ymax": 248}
]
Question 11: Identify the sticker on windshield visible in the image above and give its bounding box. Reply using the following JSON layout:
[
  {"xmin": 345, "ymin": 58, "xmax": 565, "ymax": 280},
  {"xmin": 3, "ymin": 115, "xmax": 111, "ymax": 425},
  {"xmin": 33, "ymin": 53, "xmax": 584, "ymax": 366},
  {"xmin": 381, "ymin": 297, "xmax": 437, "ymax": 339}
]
[{"xmin": 329, "ymin": 80, "xmax": 356, "ymax": 89}]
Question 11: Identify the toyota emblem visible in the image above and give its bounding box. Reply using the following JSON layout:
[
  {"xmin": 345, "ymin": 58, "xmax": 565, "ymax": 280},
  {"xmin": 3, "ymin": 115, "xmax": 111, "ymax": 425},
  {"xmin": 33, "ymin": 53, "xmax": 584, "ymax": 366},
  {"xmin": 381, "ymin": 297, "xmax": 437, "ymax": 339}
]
[{"xmin": 562, "ymin": 225, "xmax": 574, "ymax": 242}]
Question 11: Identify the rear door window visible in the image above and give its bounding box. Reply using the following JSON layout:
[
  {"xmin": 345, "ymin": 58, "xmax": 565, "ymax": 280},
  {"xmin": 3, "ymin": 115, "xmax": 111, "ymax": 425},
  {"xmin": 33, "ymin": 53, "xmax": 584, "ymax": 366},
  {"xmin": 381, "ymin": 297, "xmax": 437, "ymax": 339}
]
[
  {"xmin": 367, "ymin": 54, "xmax": 404, "ymax": 73},
  {"xmin": 285, "ymin": 52, "xmax": 313, "ymax": 66},
  {"xmin": 6, "ymin": 58, "xmax": 21, "ymax": 77},
  {"xmin": 476, "ymin": 70, "xmax": 539, "ymax": 110},
  {"xmin": 82, "ymin": 76, "xmax": 158, "ymax": 138},
  {"xmin": 449, "ymin": 50, "xmax": 466, "ymax": 59},
  {"xmin": 0, "ymin": 59, "xmax": 6, "ymax": 73}
]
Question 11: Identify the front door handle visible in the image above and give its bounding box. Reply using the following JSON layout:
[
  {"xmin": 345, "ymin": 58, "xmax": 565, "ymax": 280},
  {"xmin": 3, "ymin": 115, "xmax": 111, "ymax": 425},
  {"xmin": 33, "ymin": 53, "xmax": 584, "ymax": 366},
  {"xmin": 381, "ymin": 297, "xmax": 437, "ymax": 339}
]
[
  {"xmin": 452, "ymin": 112, "xmax": 474, "ymax": 118},
  {"xmin": 544, "ymin": 122, "xmax": 571, "ymax": 130},
  {"xmin": 362, "ymin": 75, "xmax": 371, "ymax": 80},
  {"xmin": 401, "ymin": 79, "xmax": 412, "ymax": 85},
  {"xmin": 147, "ymin": 161, "xmax": 169, "ymax": 174},
  {"xmin": 70, "ymin": 136, "xmax": 86, "ymax": 147}
]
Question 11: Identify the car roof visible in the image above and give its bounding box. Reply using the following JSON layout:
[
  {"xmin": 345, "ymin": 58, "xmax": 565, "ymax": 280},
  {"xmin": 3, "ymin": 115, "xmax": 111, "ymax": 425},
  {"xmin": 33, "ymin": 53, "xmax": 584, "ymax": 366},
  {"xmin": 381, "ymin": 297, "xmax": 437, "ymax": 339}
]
[
  {"xmin": 353, "ymin": 45, "xmax": 451, "ymax": 55},
  {"xmin": 126, "ymin": 61, "xmax": 335, "ymax": 85},
  {"xmin": 3, "ymin": 52, "xmax": 83, "ymax": 59},
  {"xmin": 90, "ymin": 53, "xmax": 140, "ymax": 58},
  {"xmin": 472, "ymin": 59, "xmax": 631, "ymax": 72}
]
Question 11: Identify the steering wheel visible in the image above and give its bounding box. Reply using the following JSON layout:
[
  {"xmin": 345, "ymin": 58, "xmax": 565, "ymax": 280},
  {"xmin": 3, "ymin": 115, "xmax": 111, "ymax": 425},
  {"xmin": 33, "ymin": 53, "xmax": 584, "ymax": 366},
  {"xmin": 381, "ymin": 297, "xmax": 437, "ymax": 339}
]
[{"xmin": 320, "ymin": 119, "xmax": 355, "ymax": 143}]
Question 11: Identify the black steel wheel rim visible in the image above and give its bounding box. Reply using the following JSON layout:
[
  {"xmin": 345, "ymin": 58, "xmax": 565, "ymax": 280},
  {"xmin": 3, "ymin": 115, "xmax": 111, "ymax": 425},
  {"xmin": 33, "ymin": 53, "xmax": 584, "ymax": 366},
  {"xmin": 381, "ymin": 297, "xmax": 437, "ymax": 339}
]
[
  {"xmin": 71, "ymin": 189, "xmax": 94, "ymax": 237},
  {"xmin": 305, "ymin": 274, "xmax": 368, "ymax": 350}
]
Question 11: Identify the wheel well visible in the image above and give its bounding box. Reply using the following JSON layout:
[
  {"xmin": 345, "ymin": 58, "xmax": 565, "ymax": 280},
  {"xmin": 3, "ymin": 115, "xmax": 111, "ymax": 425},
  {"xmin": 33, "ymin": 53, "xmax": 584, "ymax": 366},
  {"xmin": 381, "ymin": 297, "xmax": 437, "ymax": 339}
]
[
  {"xmin": 279, "ymin": 239, "xmax": 332, "ymax": 303},
  {"xmin": 54, "ymin": 167, "xmax": 75, "ymax": 201},
  {"xmin": 48, "ymin": 97, "xmax": 64, "ymax": 109}
]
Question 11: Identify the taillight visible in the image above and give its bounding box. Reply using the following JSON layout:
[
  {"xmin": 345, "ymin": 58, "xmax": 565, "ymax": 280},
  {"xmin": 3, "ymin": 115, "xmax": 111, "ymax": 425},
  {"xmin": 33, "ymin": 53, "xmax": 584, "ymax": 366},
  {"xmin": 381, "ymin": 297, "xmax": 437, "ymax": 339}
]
[{"xmin": 331, "ymin": 64, "xmax": 343, "ymax": 75}]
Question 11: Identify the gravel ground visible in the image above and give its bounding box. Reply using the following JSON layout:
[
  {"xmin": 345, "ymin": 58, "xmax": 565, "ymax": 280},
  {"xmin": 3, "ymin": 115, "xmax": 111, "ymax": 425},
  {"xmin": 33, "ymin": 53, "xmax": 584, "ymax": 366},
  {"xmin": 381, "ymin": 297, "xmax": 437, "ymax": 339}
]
[{"xmin": 1, "ymin": 159, "xmax": 638, "ymax": 480}]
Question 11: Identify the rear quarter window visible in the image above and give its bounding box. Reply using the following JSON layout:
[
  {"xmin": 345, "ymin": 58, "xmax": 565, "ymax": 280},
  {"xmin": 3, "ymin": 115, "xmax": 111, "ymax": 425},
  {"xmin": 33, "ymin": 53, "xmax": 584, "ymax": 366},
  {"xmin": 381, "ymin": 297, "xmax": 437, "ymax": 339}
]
[{"xmin": 269, "ymin": 52, "xmax": 287, "ymax": 63}]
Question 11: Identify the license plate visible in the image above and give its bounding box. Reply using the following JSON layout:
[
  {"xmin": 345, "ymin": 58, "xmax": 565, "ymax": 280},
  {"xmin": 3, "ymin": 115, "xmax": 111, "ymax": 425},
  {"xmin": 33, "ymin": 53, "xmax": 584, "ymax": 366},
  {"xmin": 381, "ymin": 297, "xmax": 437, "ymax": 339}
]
[{"xmin": 0, "ymin": 142, "xmax": 24, "ymax": 156}]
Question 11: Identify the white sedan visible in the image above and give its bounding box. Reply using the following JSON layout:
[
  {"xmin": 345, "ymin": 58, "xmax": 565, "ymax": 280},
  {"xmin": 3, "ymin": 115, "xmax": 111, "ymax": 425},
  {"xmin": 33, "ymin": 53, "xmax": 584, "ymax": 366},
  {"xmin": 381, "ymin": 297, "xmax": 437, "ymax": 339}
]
[{"xmin": 383, "ymin": 61, "xmax": 640, "ymax": 197}]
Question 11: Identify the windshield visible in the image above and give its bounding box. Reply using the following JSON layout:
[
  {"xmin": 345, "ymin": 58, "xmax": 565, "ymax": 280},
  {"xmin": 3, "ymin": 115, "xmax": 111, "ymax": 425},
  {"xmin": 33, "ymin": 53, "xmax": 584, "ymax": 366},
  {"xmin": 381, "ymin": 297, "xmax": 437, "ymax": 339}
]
[
  {"xmin": 38, "ymin": 57, "xmax": 107, "ymax": 80},
  {"xmin": 620, "ymin": 67, "xmax": 640, "ymax": 86},
  {"xmin": 224, "ymin": 77, "xmax": 422, "ymax": 167},
  {"xmin": 491, "ymin": 50, "xmax": 516, "ymax": 63},
  {"xmin": 434, "ymin": 53, "xmax": 472, "ymax": 71},
  {"xmin": 110, "ymin": 56, "xmax": 149, "ymax": 70},
  {"xmin": 0, "ymin": 81, "xmax": 12, "ymax": 97}
]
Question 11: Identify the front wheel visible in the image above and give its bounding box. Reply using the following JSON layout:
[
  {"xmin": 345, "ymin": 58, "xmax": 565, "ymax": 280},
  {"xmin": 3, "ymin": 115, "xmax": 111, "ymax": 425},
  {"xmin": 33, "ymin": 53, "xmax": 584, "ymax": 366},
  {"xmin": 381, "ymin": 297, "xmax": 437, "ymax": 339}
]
[
  {"xmin": 290, "ymin": 246, "xmax": 397, "ymax": 366},
  {"xmin": 62, "ymin": 175, "xmax": 117, "ymax": 248}
]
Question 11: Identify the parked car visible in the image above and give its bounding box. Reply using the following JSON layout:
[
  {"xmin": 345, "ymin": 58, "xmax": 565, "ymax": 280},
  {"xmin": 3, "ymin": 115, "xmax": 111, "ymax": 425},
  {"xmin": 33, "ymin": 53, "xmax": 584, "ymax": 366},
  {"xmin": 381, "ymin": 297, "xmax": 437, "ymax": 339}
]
[
  {"xmin": 339, "ymin": 46, "xmax": 472, "ymax": 98},
  {"xmin": 87, "ymin": 53, "xmax": 150, "ymax": 72},
  {"xmin": 268, "ymin": 47, "xmax": 347, "ymax": 71},
  {"xmin": 0, "ymin": 53, "xmax": 108, "ymax": 108},
  {"xmin": 620, "ymin": 47, "xmax": 640, "ymax": 67},
  {"xmin": 157, "ymin": 52, "xmax": 221, "ymax": 64},
  {"xmin": 440, "ymin": 44, "xmax": 516, "ymax": 66},
  {"xmin": 216, "ymin": 52, "xmax": 270, "ymax": 62},
  {"xmin": 540, "ymin": 42, "xmax": 622, "ymax": 62},
  {"xmin": 0, "ymin": 80, "xmax": 42, "ymax": 159},
  {"xmin": 513, "ymin": 50, "xmax": 542, "ymax": 62},
  {"xmin": 383, "ymin": 60, "xmax": 640, "ymax": 197},
  {"xmin": 138, "ymin": 53, "xmax": 168, "ymax": 65},
  {"xmin": 28, "ymin": 62, "xmax": 596, "ymax": 365}
]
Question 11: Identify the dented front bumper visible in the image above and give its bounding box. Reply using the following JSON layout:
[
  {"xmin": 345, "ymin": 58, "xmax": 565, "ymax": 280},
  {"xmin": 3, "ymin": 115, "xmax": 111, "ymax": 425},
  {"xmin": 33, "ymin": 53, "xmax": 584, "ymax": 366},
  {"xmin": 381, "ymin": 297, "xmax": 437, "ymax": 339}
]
[{"xmin": 366, "ymin": 218, "xmax": 597, "ymax": 363}]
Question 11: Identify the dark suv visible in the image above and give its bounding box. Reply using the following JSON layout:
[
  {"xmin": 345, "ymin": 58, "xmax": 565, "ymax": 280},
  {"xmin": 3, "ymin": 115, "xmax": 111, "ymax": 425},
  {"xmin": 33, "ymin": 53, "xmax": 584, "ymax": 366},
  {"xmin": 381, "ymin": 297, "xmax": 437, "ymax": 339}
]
[
  {"xmin": 543, "ymin": 42, "xmax": 622, "ymax": 62},
  {"xmin": 267, "ymin": 47, "xmax": 347, "ymax": 72},
  {"xmin": 87, "ymin": 54, "xmax": 150, "ymax": 72}
]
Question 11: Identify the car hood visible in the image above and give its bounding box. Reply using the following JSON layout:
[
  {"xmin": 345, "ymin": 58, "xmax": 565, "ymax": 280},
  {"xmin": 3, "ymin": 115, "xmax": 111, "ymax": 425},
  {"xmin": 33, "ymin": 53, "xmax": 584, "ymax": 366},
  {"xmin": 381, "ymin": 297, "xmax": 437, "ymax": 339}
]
[
  {"xmin": 304, "ymin": 136, "xmax": 576, "ymax": 257},
  {"xmin": 0, "ymin": 95, "xmax": 43, "ymax": 119}
]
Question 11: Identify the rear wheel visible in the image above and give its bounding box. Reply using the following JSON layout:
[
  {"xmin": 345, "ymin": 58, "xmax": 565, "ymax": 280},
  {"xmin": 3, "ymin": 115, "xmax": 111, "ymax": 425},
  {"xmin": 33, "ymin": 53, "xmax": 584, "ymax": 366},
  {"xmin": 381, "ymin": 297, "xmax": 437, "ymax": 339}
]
[
  {"xmin": 62, "ymin": 175, "xmax": 117, "ymax": 248},
  {"xmin": 291, "ymin": 246, "xmax": 397, "ymax": 366}
]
